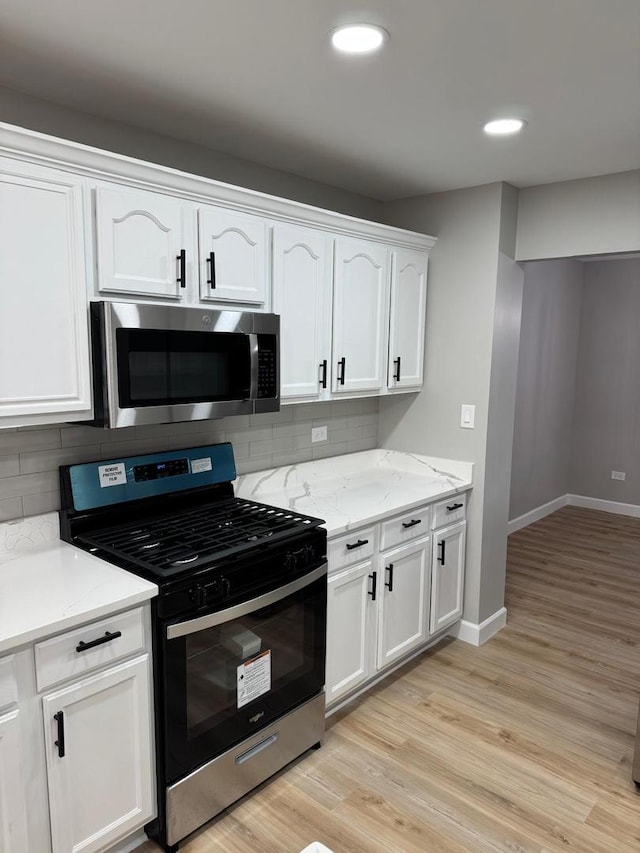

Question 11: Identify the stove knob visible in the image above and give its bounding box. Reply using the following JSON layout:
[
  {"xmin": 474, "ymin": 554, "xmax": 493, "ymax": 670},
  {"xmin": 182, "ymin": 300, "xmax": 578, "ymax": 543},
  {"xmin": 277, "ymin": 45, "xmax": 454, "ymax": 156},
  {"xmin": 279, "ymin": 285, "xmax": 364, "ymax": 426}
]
[
  {"xmin": 221, "ymin": 577, "xmax": 232, "ymax": 597},
  {"xmin": 189, "ymin": 585, "xmax": 207, "ymax": 608},
  {"xmin": 303, "ymin": 545, "xmax": 316, "ymax": 565},
  {"xmin": 284, "ymin": 552, "xmax": 298, "ymax": 572}
]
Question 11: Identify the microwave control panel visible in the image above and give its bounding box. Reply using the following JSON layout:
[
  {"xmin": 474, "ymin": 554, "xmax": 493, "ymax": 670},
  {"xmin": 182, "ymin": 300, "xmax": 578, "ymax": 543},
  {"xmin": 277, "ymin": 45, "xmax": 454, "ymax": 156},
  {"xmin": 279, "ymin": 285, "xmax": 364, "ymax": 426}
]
[{"xmin": 257, "ymin": 335, "xmax": 278, "ymax": 399}]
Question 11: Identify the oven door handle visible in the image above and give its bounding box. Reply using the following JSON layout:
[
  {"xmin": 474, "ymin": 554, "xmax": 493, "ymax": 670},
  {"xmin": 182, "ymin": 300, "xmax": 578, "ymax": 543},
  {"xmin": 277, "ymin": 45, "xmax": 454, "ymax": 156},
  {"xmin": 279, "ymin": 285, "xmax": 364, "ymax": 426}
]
[{"xmin": 166, "ymin": 562, "xmax": 328, "ymax": 639}]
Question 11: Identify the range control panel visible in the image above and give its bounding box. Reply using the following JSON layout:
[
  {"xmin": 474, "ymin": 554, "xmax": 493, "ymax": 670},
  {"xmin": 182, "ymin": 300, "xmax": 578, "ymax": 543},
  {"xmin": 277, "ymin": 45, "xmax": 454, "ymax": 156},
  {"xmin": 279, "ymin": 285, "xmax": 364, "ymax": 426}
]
[{"xmin": 134, "ymin": 458, "xmax": 189, "ymax": 482}]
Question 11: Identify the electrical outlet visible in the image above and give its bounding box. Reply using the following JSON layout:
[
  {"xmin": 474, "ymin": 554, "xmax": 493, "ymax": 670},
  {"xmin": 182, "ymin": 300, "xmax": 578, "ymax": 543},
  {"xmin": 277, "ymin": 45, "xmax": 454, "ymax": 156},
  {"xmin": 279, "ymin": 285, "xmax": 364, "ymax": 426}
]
[
  {"xmin": 611, "ymin": 470, "xmax": 626, "ymax": 481},
  {"xmin": 311, "ymin": 425, "xmax": 327, "ymax": 443}
]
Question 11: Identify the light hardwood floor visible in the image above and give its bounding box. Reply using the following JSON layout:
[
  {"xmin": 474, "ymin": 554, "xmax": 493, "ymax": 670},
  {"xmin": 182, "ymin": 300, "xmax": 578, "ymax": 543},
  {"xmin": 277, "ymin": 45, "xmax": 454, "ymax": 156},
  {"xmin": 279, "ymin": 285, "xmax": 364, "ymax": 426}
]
[{"xmin": 139, "ymin": 506, "xmax": 640, "ymax": 852}]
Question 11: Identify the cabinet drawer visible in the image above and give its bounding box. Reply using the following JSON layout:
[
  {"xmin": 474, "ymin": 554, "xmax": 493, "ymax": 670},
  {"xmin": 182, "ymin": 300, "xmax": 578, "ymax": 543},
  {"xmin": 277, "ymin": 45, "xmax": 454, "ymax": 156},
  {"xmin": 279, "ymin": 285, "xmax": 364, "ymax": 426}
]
[
  {"xmin": 432, "ymin": 494, "xmax": 467, "ymax": 529},
  {"xmin": 0, "ymin": 655, "xmax": 18, "ymax": 712},
  {"xmin": 328, "ymin": 526, "xmax": 376, "ymax": 573},
  {"xmin": 380, "ymin": 505, "xmax": 431, "ymax": 551},
  {"xmin": 35, "ymin": 607, "xmax": 145, "ymax": 692}
]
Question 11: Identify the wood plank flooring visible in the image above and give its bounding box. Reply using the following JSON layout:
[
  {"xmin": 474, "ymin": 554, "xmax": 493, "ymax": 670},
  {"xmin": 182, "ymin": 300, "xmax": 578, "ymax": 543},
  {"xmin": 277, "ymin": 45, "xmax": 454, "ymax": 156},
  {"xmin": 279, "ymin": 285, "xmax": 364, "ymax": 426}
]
[{"xmin": 138, "ymin": 506, "xmax": 640, "ymax": 852}]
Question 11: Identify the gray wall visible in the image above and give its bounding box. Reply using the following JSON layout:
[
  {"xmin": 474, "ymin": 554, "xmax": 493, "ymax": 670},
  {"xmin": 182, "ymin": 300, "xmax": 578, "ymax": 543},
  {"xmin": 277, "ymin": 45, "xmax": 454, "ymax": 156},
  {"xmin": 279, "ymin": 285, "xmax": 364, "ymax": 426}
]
[
  {"xmin": 0, "ymin": 85, "xmax": 383, "ymax": 220},
  {"xmin": 509, "ymin": 260, "xmax": 583, "ymax": 520},
  {"xmin": 0, "ymin": 399, "xmax": 378, "ymax": 522},
  {"xmin": 378, "ymin": 182, "xmax": 522, "ymax": 626},
  {"xmin": 516, "ymin": 170, "xmax": 640, "ymax": 261},
  {"xmin": 570, "ymin": 258, "xmax": 640, "ymax": 503}
]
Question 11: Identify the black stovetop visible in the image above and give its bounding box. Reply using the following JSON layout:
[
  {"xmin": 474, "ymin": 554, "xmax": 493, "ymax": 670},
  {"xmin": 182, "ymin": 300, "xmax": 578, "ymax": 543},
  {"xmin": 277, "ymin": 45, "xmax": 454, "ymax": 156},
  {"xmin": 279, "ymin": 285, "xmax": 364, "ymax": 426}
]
[{"xmin": 73, "ymin": 496, "xmax": 323, "ymax": 580}]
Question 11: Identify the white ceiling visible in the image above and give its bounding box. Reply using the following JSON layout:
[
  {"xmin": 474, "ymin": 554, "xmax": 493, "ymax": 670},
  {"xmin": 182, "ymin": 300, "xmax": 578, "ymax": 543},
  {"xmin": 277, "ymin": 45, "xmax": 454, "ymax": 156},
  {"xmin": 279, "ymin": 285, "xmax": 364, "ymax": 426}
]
[{"xmin": 0, "ymin": 0, "xmax": 639, "ymax": 200}]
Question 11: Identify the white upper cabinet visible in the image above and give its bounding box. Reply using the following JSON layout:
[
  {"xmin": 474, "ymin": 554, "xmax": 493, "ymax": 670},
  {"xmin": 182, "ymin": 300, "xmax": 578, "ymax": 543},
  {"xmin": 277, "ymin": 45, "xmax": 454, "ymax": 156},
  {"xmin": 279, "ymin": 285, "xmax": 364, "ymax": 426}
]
[
  {"xmin": 332, "ymin": 237, "xmax": 389, "ymax": 394},
  {"xmin": 198, "ymin": 206, "xmax": 268, "ymax": 304},
  {"xmin": 387, "ymin": 249, "xmax": 428, "ymax": 391},
  {"xmin": 0, "ymin": 159, "xmax": 92, "ymax": 427},
  {"xmin": 272, "ymin": 223, "xmax": 333, "ymax": 400},
  {"xmin": 94, "ymin": 185, "xmax": 194, "ymax": 300}
]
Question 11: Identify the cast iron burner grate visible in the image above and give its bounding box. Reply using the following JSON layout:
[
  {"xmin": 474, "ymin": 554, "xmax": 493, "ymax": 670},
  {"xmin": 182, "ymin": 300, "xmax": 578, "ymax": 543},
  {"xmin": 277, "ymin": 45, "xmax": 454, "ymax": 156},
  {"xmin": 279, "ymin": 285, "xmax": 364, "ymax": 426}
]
[{"xmin": 76, "ymin": 498, "xmax": 321, "ymax": 574}]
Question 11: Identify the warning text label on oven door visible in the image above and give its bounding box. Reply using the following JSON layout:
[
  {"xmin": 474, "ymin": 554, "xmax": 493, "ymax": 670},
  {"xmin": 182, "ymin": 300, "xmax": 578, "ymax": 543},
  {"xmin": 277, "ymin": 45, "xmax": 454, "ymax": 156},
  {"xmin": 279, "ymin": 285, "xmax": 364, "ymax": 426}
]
[
  {"xmin": 237, "ymin": 650, "xmax": 271, "ymax": 708},
  {"xmin": 98, "ymin": 462, "xmax": 127, "ymax": 487}
]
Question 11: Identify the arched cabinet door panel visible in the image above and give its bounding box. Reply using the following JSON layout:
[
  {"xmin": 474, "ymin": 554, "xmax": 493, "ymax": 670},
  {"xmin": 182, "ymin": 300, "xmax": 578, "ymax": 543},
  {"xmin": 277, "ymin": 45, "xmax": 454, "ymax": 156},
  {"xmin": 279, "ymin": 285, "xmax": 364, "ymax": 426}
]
[
  {"xmin": 388, "ymin": 249, "xmax": 428, "ymax": 390},
  {"xmin": 198, "ymin": 206, "xmax": 268, "ymax": 304},
  {"xmin": 95, "ymin": 185, "xmax": 193, "ymax": 300},
  {"xmin": 272, "ymin": 223, "xmax": 333, "ymax": 400},
  {"xmin": 332, "ymin": 237, "xmax": 389, "ymax": 394}
]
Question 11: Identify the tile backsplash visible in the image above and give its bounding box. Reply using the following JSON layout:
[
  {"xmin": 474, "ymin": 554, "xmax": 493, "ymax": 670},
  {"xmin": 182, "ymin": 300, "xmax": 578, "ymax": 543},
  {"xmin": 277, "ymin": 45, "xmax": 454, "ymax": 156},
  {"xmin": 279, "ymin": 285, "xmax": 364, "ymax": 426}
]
[{"xmin": 0, "ymin": 398, "xmax": 378, "ymax": 521}]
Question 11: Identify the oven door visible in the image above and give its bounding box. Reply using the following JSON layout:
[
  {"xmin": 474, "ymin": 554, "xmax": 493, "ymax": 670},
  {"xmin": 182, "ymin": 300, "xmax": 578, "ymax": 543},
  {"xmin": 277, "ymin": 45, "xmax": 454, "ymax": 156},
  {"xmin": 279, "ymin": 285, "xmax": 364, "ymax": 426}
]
[{"xmin": 160, "ymin": 563, "xmax": 327, "ymax": 783}]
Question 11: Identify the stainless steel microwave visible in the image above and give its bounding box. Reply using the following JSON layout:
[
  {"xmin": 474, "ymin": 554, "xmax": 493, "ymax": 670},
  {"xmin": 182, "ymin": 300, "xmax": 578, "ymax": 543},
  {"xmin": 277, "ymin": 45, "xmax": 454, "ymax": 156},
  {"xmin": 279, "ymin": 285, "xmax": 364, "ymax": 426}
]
[{"xmin": 88, "ymin": 301, "xmax": 279, "ymax": 428}]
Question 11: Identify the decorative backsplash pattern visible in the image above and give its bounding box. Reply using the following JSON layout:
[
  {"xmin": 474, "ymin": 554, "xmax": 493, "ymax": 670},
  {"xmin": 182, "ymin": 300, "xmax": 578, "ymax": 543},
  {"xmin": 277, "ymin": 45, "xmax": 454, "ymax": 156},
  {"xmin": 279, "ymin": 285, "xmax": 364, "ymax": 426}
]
[{"xmin": 0, "ymin": 398, "xmax": 378, "ymax": 522}]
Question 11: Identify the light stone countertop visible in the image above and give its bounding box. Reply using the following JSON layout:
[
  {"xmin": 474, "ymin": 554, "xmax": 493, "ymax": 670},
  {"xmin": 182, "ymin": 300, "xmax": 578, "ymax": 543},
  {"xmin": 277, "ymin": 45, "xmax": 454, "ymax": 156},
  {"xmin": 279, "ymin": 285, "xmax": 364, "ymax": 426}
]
[
  {"xmin": 235, "ymin": 449, "xmax": 473, "ymax": 536},
  {"xmin": 0, "ymin": 514, "xmax": 157, "ymax": 655}
]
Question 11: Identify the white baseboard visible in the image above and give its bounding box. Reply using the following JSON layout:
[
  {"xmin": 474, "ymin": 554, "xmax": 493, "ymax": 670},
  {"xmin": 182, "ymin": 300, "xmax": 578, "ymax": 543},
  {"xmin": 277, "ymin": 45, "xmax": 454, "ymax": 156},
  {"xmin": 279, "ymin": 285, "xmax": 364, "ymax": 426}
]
[
  {"xmin": 508, "ymin": 494, "xmax": 568, "ymax": 534},
  {"xmin": 567, "ymin": 494, "xmax": 640, "ymax": 518},
  {"xmin": 451, "ymin": 606, "xmax": 507, "ymax": 646}
]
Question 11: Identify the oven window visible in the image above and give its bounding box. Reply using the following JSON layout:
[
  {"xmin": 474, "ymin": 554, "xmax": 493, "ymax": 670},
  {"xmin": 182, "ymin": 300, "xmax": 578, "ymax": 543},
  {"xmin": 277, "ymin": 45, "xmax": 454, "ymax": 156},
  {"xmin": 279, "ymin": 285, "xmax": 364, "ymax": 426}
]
[
  {"xmin": 162, "ymin": 574, "xmax": 326, "ymax": 782},
  {"xmin": 116, "ymin": 328, "xmax": 251, "ymax": 407}
]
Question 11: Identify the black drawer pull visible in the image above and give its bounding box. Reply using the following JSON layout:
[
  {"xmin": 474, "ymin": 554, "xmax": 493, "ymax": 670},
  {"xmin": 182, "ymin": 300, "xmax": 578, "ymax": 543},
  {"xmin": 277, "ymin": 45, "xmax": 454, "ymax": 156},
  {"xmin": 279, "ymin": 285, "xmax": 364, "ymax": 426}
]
[
  {"xmin": 337, "ymin": 357, "xmax": 346, "ymax": 385},
  {"xmin": 402, "ymin": 518, "xmax": 422, "ymax": 529},
  {"xmin": 54, "ymin": 711, "xmax": 65, "ymax": 758},
  {"xmin": 346, "ymin": 539, "xmax": 368, "ymax": 551},
  {"xmin": 385, "ymin": 563, "xmax": 394, "ymax": 592},
  {"xmin": 319, "ymin": 359, "xmax": 328, "ymax": 389},
  {"xmin": 368, "ymin": 572, "xmax": 377, "ymax": 601},
  {"xmin": 76, "ymin": 630, "xmax": 122, "ymax": 653},
  {"xmin": 437, "ymin": 541, "xmax": 446, "ymax": 565},
  {"xmin": 446, "ymin": 502, "xmax": 464, "ymax": 512},
  {"xmin": 393, "ymin": 356, "xmax": 401, "ymax": 382},
  {"xmin": 207, "ymin": 251, "xmax": 216, "ymax": 289},
  {"xmin": 176, "ymin": 249, "xmax": 186, "ymax": 288}
]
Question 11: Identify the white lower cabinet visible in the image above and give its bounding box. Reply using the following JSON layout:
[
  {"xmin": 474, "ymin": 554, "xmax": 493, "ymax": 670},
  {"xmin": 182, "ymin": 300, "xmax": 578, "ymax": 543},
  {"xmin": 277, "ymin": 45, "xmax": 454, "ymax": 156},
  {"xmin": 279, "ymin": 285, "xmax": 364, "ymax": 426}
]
[
  {"xmin": 42, "ymin": 654, "xmax": 153, "ymax": 853},
  {"xmin": 377, "ymin": 538, "xmax": 430, "ymax": 670},
  {"xmin": 431, "ymin": 521, "xmax": 466, "ymax": 634},
  {"xmin": 0, "ymin": 708, "xmax": 29, "ymax": 852},
  {"xmin": 326, "ymin": 497, "xmax": 468, "ymax": 709},
  {"xmin": 325, "ymin": 561, "xmax": 376, "ymax": 706}
]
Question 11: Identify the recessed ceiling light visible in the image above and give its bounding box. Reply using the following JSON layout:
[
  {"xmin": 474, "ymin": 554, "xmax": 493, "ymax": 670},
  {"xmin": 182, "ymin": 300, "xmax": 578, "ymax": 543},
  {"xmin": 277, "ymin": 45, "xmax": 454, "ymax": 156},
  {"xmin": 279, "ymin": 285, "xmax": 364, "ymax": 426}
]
[
  {"xmin": 483, "ymin": 118, "xmax": 527, "ymax": 136},
  {"xmin": 331, "ymin": 24, "xmax": 388, "ymax": 54}
]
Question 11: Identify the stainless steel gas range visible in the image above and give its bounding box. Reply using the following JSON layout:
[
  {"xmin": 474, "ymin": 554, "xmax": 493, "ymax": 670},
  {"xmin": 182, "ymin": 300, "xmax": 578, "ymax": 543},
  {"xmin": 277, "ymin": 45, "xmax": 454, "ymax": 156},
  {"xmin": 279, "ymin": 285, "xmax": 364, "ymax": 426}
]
[{"xmin": 59, "ymin": 442, "xmax": 327, "ymax": 852}]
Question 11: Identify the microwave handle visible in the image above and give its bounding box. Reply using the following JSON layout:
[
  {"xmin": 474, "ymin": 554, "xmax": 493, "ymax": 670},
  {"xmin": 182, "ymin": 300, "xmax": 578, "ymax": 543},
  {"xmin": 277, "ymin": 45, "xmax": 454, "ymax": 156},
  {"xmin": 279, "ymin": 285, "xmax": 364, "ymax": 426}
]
[
  {"xmin": 248, "ymin": 334, "xmax": 260, "ymax": 399},
  {"xmin": 166, "ymin": 563, "xmax": 328, "ymax": 639}
]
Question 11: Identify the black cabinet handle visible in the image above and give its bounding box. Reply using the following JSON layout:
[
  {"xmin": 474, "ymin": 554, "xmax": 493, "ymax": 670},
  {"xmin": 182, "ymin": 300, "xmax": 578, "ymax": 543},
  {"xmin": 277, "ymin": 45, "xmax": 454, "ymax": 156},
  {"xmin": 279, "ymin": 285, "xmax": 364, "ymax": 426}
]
[
  {"xmin": 368, "ymin": 572, "xmax": 377, "ymax": 601},
  {"xmin": 393, "ymin": 356, "xmax": 401, "ymax": 382},
  {"xmin": 385, "ymin": 563, "xmax": 394, "ymax": 592},
  {"xmin": 207, "ymin": 251, "xmax": 216, "ymax": 289},
  {"xmin": 54, "ymin": 711, "xmax": 65, "ymax": 758},
  {"xmin": 438, "ymin": 541, "xmax": 446, "ymax": 565},
  {"xmin": 337, "ymin": 357, "xmax": 346, "ymax": 386},
  {"xmin": 176, "ymin": 249, "xmax": 186, "ymax": 288},
  {"xmin": 402, "ymin": 518, "xmax": 422, "ymax": 529},
  {"xmin": 446, "ymin": 502, "xmax": 463, "ymax": 512},
  {"xmin": 346, "ymin": 538, "xmax": 368, "ymax": 551},
  {"xmin": 319, "ymin": 360, "xmax": 328, "ymax": 389},
  {"xmin": 75, "ymin": 630, "xmax": 122, "ymax": 654}
]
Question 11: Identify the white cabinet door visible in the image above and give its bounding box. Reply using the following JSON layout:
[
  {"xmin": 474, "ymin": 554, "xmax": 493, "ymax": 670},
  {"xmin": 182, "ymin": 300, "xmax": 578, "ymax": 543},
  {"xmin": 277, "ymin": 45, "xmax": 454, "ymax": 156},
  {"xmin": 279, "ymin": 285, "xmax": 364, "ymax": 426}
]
[
  {"xmin": 332, "ymin": 237, "xmax": 389, "ymax": 394},
  {"xmin": 388, "ymin": 249, "xmax": 428, "ymax": 390},
  {"xmin": 431, "ymin": 521, "xmax": 466, "ymax": 634},
  {"xmin": 326, "ymin": 561, "xmax": 376, "ymax": 706},
  {"xmin": 198, "ymin": 206, "xmax": 268, "ymax": 304},
  {"xmin": 273, "ymin": 223, "xmax": 333, "ymax": 400},
  {"xmin": 42, "ymin": 655, "xmax": 154, "ymax": 853},
  {"xmin": 0, "ymin": 708, "xmax": 29, "ymax": 852},
  {"xmin": 94, "ymin": 185, "xmax": 193, "ymax": 299},
  {"xmin": 0, "ymin": 160, "xmax": 92, "ymax": 425},
  {"xmin": 377, "ymin": 537, "xmax": 430, "ymax": 670}
]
